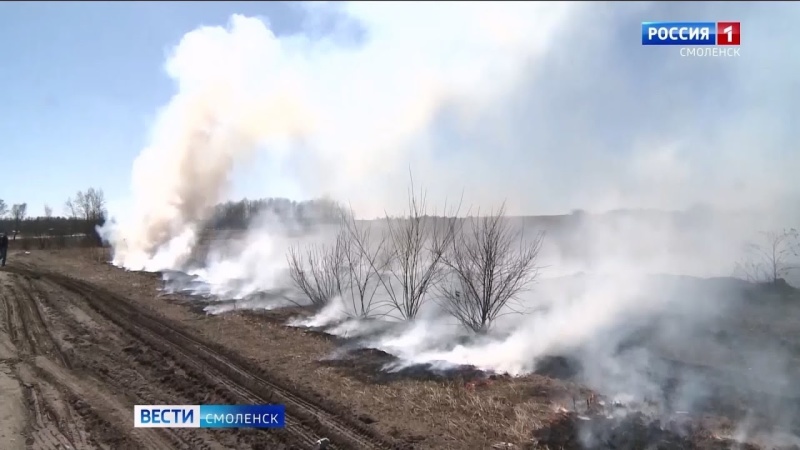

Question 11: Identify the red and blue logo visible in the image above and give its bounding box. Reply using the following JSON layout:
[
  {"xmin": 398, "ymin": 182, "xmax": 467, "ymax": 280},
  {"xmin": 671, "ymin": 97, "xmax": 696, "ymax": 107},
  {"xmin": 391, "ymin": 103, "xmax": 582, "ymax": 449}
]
[{"xmin": 642, "ymin": 22, "xmax": 740, "ymax": 46}]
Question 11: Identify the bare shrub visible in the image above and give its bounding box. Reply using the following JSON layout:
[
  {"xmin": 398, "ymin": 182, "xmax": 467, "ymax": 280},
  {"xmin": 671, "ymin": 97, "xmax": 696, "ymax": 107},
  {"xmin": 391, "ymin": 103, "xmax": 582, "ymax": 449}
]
[
  {"xmin": 734, "ymin": 229, "xmax": 799, "ymax": 284},
  {"xmin": 439, "ymin": 203, "xmax": 544, "ymax": 333},
  {"xmin": 340, "ymin": 211, "xmax": 388, "ymax": 318},
  {"xmin": 377, "ymin": 178, "xmax": 462, "ymax": 320},
  {"xmin": 10, "ymin": 203, "xmax": 27, "ymax": 240},
  {"xmin": 287, "ymin": 236, "xmax": 346, "ymax": 309}
]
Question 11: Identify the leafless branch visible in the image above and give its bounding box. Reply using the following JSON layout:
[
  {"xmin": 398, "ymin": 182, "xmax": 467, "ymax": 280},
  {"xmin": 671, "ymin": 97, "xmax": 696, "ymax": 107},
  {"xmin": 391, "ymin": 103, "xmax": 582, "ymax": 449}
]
[
  {"xmin": 340, "ymin": 210, "xmax": 389, "ymax": 318},
  {"xmin": 373, "ymin": 174, "xmax": 463, "ymax": 320},
  {"xmin": 438, "ymin": 203, "xmax": 544, "ymax": 333},
  {"xmin": 10, "ymin": 203, "xmax": 27, "ymax": 240},
  {"xmin": 286, "ymin": 236, "xmax": 347, "ymax": 309},
  {"xmin": 734, "ymin": 229, "xmax": 799, "ymax": 284}
]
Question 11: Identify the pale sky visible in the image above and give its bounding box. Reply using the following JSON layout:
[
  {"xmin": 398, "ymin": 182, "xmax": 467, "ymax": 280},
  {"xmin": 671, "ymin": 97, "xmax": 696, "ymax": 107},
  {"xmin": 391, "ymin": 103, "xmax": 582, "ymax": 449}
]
[{"xmin": 1, "ymin": 2, "xmax": 798, "ymax": 219}]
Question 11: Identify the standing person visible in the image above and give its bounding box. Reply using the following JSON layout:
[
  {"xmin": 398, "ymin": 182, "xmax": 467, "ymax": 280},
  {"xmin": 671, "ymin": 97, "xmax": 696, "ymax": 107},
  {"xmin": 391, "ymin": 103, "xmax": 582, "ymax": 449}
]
[{"xmin": 0, "ymin": 232, "xmax": 7, "ymax": 267}]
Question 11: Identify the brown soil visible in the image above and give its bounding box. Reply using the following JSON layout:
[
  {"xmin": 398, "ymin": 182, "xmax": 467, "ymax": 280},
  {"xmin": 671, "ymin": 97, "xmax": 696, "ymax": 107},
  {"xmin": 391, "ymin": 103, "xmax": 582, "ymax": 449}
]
[
  {"xmin": 0, "ymin": 252, "xmax": 397, "ymax": 449},
  {"xmin": 0, "ymin": 247, "xmax": 789, "ymax": 449}
]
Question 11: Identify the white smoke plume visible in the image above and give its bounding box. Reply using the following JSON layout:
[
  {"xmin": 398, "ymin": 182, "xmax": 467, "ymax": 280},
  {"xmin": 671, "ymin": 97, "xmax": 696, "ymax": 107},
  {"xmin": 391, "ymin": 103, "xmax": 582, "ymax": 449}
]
[
  {"xmin": 105, "ymin": 15, "xmax": 316, "ymax": 269},
  {"xmin": 105, "ymin": 2, "xmax": 800, "ymax": 271},
  {"xmin": 103, "ymin": 2, "xmax": 577, "ymax": 269}
]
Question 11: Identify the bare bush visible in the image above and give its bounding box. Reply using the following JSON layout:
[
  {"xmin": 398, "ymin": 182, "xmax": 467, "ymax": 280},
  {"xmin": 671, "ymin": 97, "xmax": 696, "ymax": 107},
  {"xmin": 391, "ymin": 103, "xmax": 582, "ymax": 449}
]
[
  {"xmin": 376, "ymin": 178, "xmax": 462, "ymax": 320},
  {"xmin": 340, "ymin": 211, "xmax": 388, "ymax": 318},
  {"xmin": 10, "ymin": 203, "xmax": 27, "ymax": 240},
  {"xmin": 734, "ymin": 229, "xmax": 799, "ymax": 284},
  {"xmin": 287, "ymin": 236, "xmax": 347, "ymax": 309},
  {"xmin": 439, "ymin": 203, "xmax": 544, "ymax": 333}
]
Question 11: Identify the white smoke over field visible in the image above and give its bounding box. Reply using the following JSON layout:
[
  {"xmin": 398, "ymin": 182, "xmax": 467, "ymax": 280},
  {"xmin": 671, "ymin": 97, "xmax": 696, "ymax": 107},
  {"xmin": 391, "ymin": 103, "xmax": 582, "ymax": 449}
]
[
  {"xmin": 104, "ymin": 15, "xmax": 316, "ymax": 270},
  {"xmin": 103, "ymin": 2, "xmax": 576, "ymax": 269},
  {"xmin": 103, "ymin": 2, "xmax": 800, "ymax": 266},
  {"xmin": 103, "ymin": 1, "xmax": 800, "ymax": 444}
]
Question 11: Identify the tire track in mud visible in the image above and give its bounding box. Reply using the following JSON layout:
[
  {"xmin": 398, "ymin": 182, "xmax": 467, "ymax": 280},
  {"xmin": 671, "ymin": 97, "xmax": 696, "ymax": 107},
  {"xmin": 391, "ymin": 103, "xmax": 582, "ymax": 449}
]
[
  {"xmin": 20, "ymin": 374, "xmax": 92, "ymax": 450},
  {"xmin": 1, "ymin": 274, "xmax": 95, "ymax": 450},
  {"xmin": 30, "ymin": 273, "xmax": 317, "ymax": 449},
  {"xmin": 26, "ymin": 275, "xmax": 241, "ymax": 450},
  {"xmin": 55, "ymin": 273, "xmax": 395, "ymax": 450},
  {"xmin": 10, "ymin": 266, "xmax": 401, "ymax": 450},
  {"xmin": 14, "ymin": 277, "xmax": 71, "ymax": 368},
  {"xmin": 2, "ymin": 271, "xmax": 206, "ymax": 450}
]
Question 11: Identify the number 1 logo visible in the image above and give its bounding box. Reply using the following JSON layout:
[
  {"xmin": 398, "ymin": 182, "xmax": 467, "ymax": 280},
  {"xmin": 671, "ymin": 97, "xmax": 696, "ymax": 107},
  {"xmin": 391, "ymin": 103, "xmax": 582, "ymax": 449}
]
[{"xmin": 717, "ymin": 22, "xmax": 740, "ymax": 46}]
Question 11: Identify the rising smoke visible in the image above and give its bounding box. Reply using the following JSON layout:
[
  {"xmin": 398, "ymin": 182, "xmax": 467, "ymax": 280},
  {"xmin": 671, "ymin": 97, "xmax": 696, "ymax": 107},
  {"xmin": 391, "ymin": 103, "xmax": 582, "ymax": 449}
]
[
  {"xmin": 104, "ymin": 14, "xmax": 316, "ymax": 269},
  {"xmin": 103, "ymin": 2, "xmax": 800, "ymax": 444}
]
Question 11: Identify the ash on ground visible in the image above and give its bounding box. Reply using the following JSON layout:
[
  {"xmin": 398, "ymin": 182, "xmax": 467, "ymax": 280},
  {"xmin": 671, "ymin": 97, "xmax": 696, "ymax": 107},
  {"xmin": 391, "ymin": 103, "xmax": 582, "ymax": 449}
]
[{"xmin": 532, "ymin": 410, "xmax": 765, "ymax": 450}]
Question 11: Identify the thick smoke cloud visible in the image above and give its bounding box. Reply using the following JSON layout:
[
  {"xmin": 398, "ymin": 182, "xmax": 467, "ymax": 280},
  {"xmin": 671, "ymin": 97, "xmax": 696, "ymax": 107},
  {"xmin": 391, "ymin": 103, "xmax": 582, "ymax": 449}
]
[
  {"xmin": 106, "ymin": 15, "xmax": 317, "ymax": 269},
  {"xmin": 104, "ymin": 3, "xmax": 580, "ymax": 267},
  {"xmin": 106, "ymin": 2, "xmax": 800, "ymax": 269},
  {"xmin": 436, "ymin": 1, "xmax": 800, "ymax": 216}
]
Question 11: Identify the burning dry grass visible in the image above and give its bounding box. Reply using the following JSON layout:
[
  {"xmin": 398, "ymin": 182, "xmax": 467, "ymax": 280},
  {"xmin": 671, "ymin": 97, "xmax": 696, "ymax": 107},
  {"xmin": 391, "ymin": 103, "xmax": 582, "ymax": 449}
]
[{"xmin": 331, "ymin": 372, "xmax": 592, "ymax": 448}]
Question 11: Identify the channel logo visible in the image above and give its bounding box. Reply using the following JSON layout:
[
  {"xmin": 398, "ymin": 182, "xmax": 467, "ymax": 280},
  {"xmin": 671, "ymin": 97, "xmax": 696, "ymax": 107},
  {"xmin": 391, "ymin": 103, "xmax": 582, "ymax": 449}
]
[
  {"xmin": 642, "ymin": 22, "xmax": 740, "ymax": 46},
  {"xmin": 134, "ymin": 405, "xmax": 286, "ymax": 428}
]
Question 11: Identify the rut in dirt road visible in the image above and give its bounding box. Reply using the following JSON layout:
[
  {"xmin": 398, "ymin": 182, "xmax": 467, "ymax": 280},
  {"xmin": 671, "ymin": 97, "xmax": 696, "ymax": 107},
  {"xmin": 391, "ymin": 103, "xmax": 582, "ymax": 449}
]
[
  {"xmin": 1, "ymin": 269, "xmax": 207, "ymax": 450},
  {"xmin": 0, "ymin": 273, "xmax": 91, "ymax": 450},
  {"xmin": 5, "ymin": 265, "xmax": 403, "ymax": 450}
]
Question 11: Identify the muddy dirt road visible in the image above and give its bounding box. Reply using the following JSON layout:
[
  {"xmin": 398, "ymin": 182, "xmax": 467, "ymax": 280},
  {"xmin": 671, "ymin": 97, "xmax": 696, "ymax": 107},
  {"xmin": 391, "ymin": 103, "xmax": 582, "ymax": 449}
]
[{"xmin": 0, "ymin": 265, "xmax": 398, "ymax": 450}]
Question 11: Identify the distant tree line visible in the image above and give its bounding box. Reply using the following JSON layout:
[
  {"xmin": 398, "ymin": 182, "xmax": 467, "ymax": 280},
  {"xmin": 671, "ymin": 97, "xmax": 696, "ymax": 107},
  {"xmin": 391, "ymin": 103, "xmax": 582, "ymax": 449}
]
[
  {"xmin": 206, "ymin": 197, "xmax": 349, "ymax": 230},
  {"xmin": 0, "ymin": 187, "xmax": 107, "ymax": 249},
  {"xmin": 0, "ymin": 191, "xmax": 354, "ymax": 249}
]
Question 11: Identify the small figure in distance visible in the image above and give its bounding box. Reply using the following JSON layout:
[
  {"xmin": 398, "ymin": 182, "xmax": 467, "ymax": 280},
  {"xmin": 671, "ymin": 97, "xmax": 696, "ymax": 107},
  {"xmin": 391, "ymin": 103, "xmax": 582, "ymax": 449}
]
[{"xmin": 0, "ymin": 231, "xmax": 8, "ymax": 267}]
